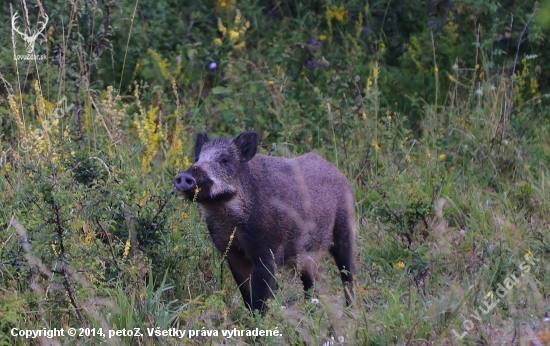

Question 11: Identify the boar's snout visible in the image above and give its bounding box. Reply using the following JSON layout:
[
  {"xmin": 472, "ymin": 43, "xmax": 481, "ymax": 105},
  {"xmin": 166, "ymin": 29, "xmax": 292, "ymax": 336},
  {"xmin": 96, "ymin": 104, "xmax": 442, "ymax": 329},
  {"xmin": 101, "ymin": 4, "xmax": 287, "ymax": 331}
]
[{"xmin": 174, "ymin": 172, "xmax": 197, "ymax": 192}]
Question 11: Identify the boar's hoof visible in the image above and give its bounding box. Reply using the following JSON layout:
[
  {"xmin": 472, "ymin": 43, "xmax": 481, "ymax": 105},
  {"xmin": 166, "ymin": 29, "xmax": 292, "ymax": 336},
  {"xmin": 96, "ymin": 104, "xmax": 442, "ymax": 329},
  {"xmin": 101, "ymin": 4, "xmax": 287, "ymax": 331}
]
[{"xmin": 174, "ymin": 172, "xmax": 197, "ymax": 192}]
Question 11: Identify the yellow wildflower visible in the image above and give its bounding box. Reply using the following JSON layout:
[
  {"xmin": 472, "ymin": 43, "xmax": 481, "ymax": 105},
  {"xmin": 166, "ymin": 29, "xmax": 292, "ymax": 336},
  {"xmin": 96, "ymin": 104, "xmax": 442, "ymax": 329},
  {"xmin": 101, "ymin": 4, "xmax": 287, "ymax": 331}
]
[
  {"xmin": 406, "ymin": 154, "xmax": 411, "ymax": 163},
  {"xmin": 366, "ymin": 78, "xmax": 373, "ymax": 92},
  {"xmin": 134, "ymin": 85, "xmax": 164, "ymax": 171},
  {"xmin": 148, "ymin": 49, "xmax": 173, "ymax": 81},
  {"xmin": 8, "ymin": 94, "xmax": 25, "ymax": 137},
  {"xmin": 380, "ymin": 43, "xmax": 386, "ymax": 53},
  {"xmin": 33, "ymin": 80, "xmax": 47, "ymax": 118},
  {"xmin": 214, "ymin": 38, "xmax": 223, "ymax": 46},
  {"xmin": 439, "ymin": 154, "xmax": 446, "ymax": 161},
  {"xmin": 362, "ymin": 112, "xmax": 367, "ymax": 119},
  {"xmin": 1, "ymin": 162, "xmax": 12, "ymax": 175},
  {"xmin": 228, "ymin": 30, "xmax": 240, "ymax": 43},
  {"xmin": 234, "ymin": 42, "xmax": 245, "ymax": 50},
  {"xmin": 448, "ymin": 74, "xmax": 456, "ymax": 82},
  {"xmin": 217, "ymin": 18, "xmax": 227, "ymax": 36},
  {"xmin": 434, "ymin": 66, "xmax": 439, "ymax": 73},
  {"xmin": 123, "ymin": 240, "xmax": 131, "ymax": 258},
  {"xmin": 475, "ymin": 64, "xmax": 480, "ymax": 69},
  {"xmin": 394, "ymin": 261, "xmax": 405, "ymax": 268},
  {"xmin": 183, "ymin": 156, "xmax": 192, "ymax": 169},
  {"xmin": 326, "ymin": 6, "xmax": 348, "ymax": 23},
  {"xmin": 319, "ymin": 34, "xmax": 327, "ymax": 41}
]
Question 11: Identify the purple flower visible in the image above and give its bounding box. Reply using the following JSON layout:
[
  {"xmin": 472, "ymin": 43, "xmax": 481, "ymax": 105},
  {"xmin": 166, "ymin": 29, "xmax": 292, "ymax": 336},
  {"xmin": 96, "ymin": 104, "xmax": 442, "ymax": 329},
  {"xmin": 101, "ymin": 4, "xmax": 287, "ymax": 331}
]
[
  {"xmin": 428, "ymin": 21, "xmax": 435, "ymax": 28},
  {"xmin": 312, "ymin": 39, "xmax": 319, "ymax": 50},
  {"xmin": 209, "ymin": 62, "xmax": 217, "ymax": 70},
  {"xmin": 488, "ymin": 241, "xmax": 494, "ymax": 253},
  {"xmin": 362, "ymin": 27, "xmax": 371, "ymax": 34},
  {"xmin": 307, "ymin": 60, "xmax": 317, "ymax": 68},
  {"xmin": 459, "ymin": 229, "xmax": 465, "ymax": 238}
]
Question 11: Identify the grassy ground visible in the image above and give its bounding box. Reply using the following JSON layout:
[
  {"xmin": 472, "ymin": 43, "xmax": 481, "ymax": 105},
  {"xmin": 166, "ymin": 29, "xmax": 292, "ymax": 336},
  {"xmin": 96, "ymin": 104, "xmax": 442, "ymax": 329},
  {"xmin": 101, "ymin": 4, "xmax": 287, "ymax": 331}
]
[{"xmin": 1, "ymin": 0, "xmax": 550, "ymax": 345}]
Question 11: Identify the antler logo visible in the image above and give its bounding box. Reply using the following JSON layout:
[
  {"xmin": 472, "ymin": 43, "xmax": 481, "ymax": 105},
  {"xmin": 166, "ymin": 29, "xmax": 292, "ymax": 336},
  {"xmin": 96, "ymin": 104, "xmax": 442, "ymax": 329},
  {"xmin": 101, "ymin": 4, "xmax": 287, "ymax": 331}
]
[{"xmin": 11, "ymin": 12, "xmax": 48, "ymax": 53}]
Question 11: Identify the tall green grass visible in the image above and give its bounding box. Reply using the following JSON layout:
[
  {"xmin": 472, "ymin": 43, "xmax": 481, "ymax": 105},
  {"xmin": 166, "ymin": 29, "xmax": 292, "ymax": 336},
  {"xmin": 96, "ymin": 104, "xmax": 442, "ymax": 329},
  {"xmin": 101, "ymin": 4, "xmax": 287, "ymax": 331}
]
[{"xmin": 1, "ymin": 0, "xmax": 549, "ymax": 345}]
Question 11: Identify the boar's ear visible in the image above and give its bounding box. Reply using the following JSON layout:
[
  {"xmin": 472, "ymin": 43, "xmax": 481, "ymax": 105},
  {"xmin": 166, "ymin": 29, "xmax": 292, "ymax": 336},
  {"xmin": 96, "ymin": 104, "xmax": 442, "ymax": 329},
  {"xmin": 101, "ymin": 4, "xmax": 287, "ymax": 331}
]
[
  {"xmin": 234, "ymin": 131, "xmax": 258, "ymax": 162},
  {"xmin": 194, "ymin": 132, "xmax": 209, "ymax": 161}
]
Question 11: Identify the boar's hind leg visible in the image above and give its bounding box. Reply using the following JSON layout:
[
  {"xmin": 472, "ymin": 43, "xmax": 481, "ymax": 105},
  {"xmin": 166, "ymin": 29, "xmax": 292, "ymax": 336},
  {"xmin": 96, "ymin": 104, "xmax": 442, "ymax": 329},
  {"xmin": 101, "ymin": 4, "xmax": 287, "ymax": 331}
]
[
  {"xmin": 330, "ymin": 217, "xmax": 355, "ymax": 306},
  {"xmin": 226, "ymin": 252, "xmax": 253, "ymax": 310}
]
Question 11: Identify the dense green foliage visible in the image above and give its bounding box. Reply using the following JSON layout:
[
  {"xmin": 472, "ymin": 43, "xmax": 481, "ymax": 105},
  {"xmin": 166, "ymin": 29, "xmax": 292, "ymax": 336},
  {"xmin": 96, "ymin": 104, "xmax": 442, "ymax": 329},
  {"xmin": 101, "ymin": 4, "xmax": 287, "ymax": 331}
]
[{"xmin": 1, "ymin": 0, "xmax": 549, "ymax": 344}]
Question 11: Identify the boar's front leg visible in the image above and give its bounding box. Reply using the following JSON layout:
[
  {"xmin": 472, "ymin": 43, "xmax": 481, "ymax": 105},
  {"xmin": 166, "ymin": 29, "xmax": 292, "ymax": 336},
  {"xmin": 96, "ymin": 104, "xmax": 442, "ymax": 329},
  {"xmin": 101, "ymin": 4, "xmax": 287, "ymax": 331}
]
[
  {"xmin": 226, "ymin": 252, "xmax": 274, "ymax": 314},
  {"xmin": 226, "ymin": 252, "xmax": 254, "ymax": 310},
  {"xmin": 250, "ymin": 257, "xmax": 276, "ymax": 314},
  {"xmin": 300, "ymin": 256, "xmax": 322, "ymax": 299}
]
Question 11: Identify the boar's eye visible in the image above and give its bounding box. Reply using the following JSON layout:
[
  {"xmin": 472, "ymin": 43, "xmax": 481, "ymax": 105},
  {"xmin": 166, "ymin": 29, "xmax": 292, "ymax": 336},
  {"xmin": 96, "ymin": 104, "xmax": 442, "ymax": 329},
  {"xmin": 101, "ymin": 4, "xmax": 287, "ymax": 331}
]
[{"xmin": 220, "ymin": 158, "xmax": 229, "ymax": 165}]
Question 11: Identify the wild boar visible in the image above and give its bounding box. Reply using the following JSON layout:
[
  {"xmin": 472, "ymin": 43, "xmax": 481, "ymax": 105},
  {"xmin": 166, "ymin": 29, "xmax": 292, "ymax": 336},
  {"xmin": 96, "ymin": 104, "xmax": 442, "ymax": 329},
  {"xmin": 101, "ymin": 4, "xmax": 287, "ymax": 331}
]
[{"xmin": 174, "ymin": 131, "xmax": 356, "ymax": 313}]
